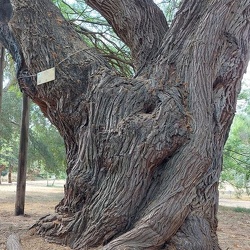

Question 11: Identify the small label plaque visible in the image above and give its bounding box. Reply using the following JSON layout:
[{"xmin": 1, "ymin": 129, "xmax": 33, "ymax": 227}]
[{"xmin": 37, "ymin": 67, "xmax": 55, "ymax": 85}]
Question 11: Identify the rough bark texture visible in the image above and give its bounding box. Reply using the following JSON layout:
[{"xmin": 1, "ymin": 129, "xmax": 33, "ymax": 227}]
[
  {"xmin": 6, "ymin": 233, "xmax": 23, "ymax": 250},
  {"xmin": 1, "ymin": 0, "xmax": 250, "ymax": 249}
]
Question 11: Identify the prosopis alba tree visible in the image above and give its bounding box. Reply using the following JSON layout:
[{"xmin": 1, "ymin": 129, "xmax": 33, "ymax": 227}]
[{"xmin": 0, "ymin": 0, "xmax": 250, "ymax": 249}]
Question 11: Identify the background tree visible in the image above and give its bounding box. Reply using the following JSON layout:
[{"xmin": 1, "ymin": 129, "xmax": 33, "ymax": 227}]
[
  {"xmin": 28, "ymin": 103, "xmax": 66, "ymax": 178},
  {"xmin": 0, "ymin": 84, "xmax": 66, "ymax": 180},
  {"xmin": 222, "ymin": 87, "xmax": 250, "ymax": 195},
  {"xmin": 0, "ymin": 85, "xmax": 21, "ymax": 172},
  {"xmin": 1, "ymin": 0, "xmax": 250, "ymax": 249}
]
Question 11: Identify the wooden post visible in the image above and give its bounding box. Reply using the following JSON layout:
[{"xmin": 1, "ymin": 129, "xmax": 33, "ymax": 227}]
[
  {"xmin": 0, "ymin": 46, "xmax": 5, "ymax": 186},
  {"xmin": 8, "ymin": 165, "xmax": 13, "ymax": 183},
  {"xmin": 0, "ymin": 45, "xmax": 4, "ymax": 113},
  {"xmin": 15, "ymin": 93, "xmax": 30, "ymax": 216}
]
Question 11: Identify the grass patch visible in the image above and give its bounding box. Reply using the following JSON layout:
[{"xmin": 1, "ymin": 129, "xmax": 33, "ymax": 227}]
[
  {"xmin": 233, "ymin": 207, "xmax": 250, "ymax": 213},
  {"xmin": 219, "ymin": 205, "xmax": 250, "ymax": 213}
]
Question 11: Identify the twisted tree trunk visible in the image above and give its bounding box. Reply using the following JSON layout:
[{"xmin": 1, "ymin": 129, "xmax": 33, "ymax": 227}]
[{"xmin": 1, "ymin": 0, "xmax": 250, "ymax": 249}]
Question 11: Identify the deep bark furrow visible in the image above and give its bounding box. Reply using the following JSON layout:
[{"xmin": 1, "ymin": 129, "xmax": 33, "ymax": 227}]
[
  {"xmin": 101, "ymin": 147, "xmax": 211, "ymax": 249},
  {"xmin": 165, "ymin": 215, "xmax": 217, "ymax": 250},
  {"xmin": 61, "ymin": 81, "xmax": 189, "ymax": 247}
]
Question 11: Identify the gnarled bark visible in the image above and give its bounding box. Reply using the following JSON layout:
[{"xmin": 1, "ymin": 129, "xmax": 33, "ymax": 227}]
[{"xmin": 1, "ymin": 0, "xmax": 250, "ymax": 249}]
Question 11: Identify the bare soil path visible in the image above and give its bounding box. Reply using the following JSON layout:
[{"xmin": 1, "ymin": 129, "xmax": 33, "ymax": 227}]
[{"xmin": 0, "ymin": 180, "xmax": 249, "ymax": 250}]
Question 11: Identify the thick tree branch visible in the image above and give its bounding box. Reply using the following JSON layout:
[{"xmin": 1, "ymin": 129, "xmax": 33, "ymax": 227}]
[{"xmin": 85, "ymin": 0, "xmax": 168, "ymax": 71}]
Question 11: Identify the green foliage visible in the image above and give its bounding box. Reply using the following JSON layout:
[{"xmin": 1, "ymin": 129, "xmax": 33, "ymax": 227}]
[
  {"xmin": 0, "ymin": 85, "xmax": 66, "ymax": 177},
  {"xmin": 222, "ymin": 87, "xmax": 250, "ymax": 195},
  {"xmin": 0, "ymin": 85, "xmax": 21, "ymax": 166},
  {"xmin": 28, "ymin": 104, "xmax": 66, "ymax": 176}
]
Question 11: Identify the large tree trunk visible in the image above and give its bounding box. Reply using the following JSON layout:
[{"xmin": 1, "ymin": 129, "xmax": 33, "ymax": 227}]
[{"xmin": 1, "ymin": 0, "xmax": 250, "ymax": 249}]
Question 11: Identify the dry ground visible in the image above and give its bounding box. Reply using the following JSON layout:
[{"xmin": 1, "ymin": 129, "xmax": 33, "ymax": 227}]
[{"xmin": 0, "ymin": 180, "xmax": 250, "ymax": 250}]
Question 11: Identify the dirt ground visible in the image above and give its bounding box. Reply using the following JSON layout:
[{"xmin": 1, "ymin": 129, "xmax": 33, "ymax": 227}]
[{"xmin": 0, "ymin": 180, "xmax": 250, "ymax": 250}]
